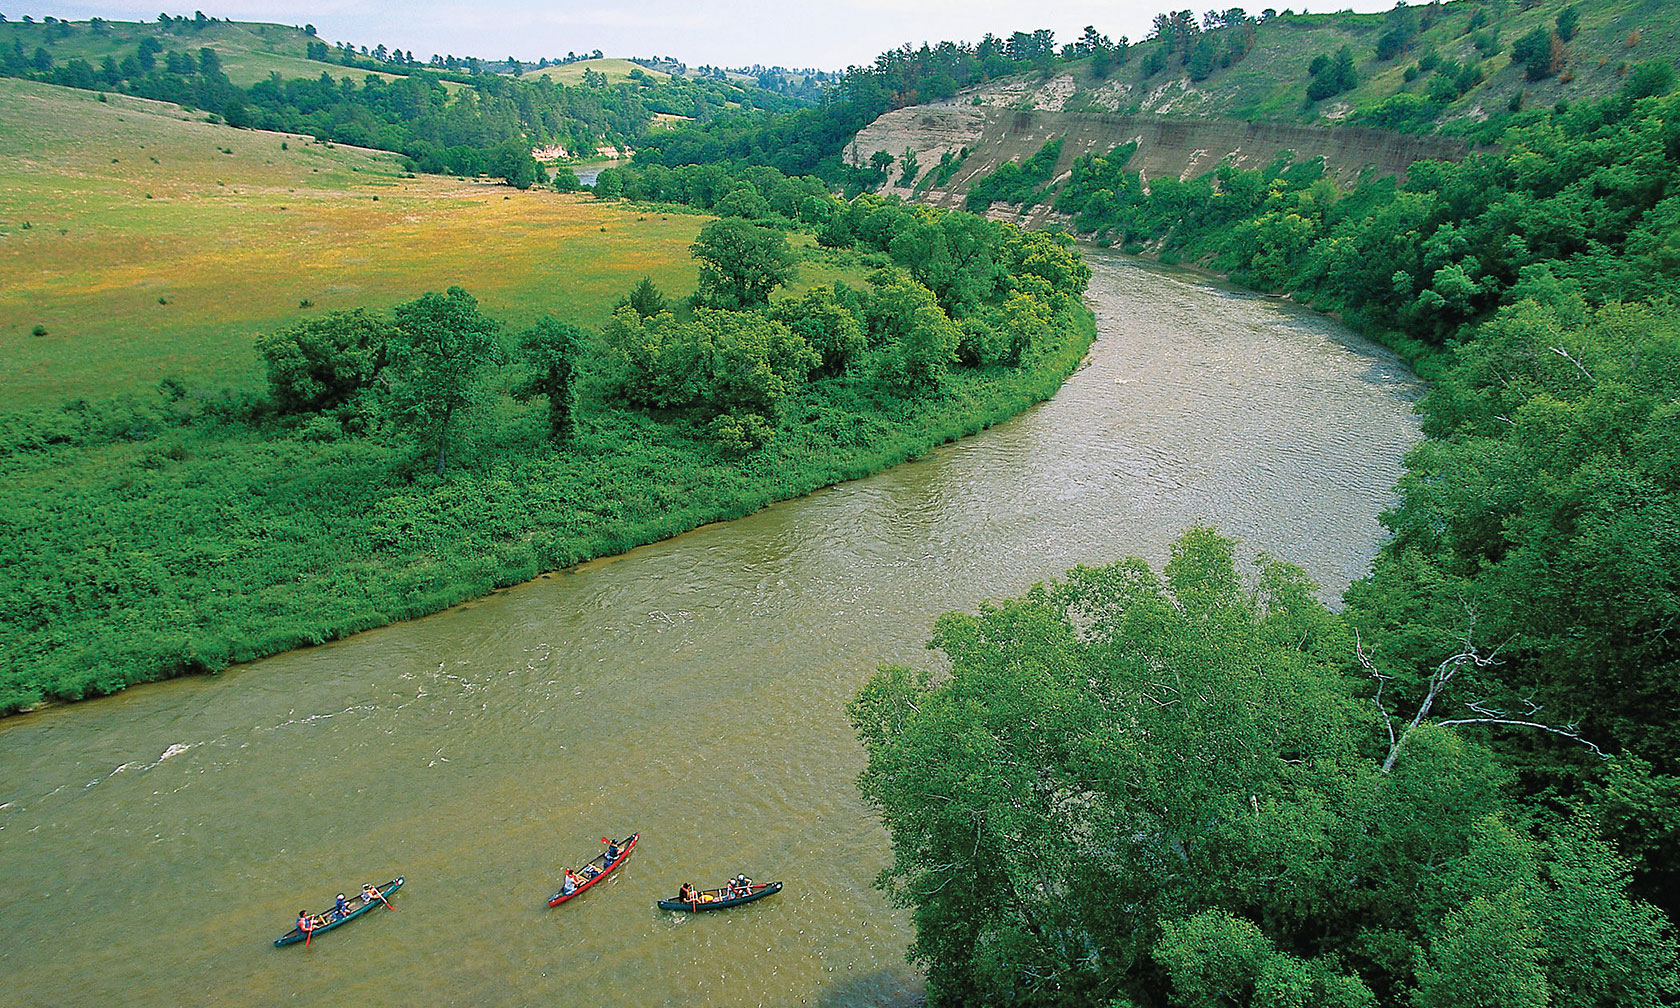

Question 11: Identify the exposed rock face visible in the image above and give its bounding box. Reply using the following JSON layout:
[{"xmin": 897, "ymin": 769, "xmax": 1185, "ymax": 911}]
[{"xmin": 848, "ymin": 87, "xmax": 1469, "ymax": 229}]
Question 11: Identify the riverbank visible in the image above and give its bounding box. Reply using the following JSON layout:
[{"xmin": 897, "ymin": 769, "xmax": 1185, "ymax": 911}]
[{"xmin": 0, "ymin": 300, "xmax": 1095, "ymax": 715}]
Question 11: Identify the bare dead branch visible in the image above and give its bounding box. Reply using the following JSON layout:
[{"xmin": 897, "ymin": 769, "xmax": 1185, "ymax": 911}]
[
  {"xmin": 1374, "ymin": 607, "xmax": 1605, "ymax": 769},
  {"xmin": 1549, "ymin": 345, "xmax": 1595, "ymax": 384},
  {"xmin": 1436, "ymin": 717, "xmax": 1610, "ymax": 759},
  {"xmin": 1357, "ymin": 630, "xmax": 1398, "ymax": 755}
]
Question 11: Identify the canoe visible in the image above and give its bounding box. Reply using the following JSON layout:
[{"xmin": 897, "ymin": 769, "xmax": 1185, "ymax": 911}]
[
  {"xmin": 659, "ymin": 880, "xmax": 782, "ymax": 912},
  {"xmin": 274, "ymin": 876, "xmax": 403, "ymax": 947},
  {"xmin": 548, "ymin": 833, "xmax": 639, "ymax": 906}
]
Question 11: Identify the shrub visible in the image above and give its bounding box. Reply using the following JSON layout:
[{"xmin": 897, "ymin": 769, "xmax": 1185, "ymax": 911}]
[{"xmin": 256, "ymin": 308, "xmax": 392, "ymax": 414}]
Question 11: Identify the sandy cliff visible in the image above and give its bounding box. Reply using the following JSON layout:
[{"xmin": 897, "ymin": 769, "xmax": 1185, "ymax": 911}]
[{"xmin": 849, "ymin": 76, "xmax": 1468, "ymax": 227}]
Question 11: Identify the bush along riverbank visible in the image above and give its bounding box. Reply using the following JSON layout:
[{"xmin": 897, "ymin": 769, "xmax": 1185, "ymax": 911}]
[{"xmin": 0, "ymin": 194, "xmax": 1092, "ymax": 714}]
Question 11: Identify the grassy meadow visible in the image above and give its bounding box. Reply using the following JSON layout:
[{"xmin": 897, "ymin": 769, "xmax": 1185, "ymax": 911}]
[
  {"xmin": 1, "ymin": 78, "xmax": 730, "ymax": 405},
  {"xmin": 519, "ymin": 58, "xmax": 668, "ymax": 84}
]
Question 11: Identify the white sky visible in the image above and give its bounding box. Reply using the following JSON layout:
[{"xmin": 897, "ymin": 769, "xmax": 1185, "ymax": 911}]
[{"xmin": 25, "ymin": 1, "xmax": 1398, "ymax": 70}]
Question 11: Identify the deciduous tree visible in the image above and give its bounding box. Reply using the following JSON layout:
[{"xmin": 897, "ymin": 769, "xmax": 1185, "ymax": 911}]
[
  {"xmin": 690, "ymin": 217, "xmax": 794, "ymax": 309},
  {"xmin": 390, "ymin": 287, "xmax": 505, "ymax": 474}
]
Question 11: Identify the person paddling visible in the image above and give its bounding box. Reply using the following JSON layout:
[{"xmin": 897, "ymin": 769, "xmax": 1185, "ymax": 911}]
[
  {"xmin": 561, "ymin": 869, "xmax": 583, "ymax": 896},
  {"xmin": 677, "ymin": 882, "xmax": 698, "ymax": 903}
]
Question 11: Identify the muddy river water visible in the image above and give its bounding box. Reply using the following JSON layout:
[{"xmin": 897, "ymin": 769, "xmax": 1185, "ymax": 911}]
[{"xmin": 0, "ymin": 252, "xmax": 1421, "ymax": 1006}]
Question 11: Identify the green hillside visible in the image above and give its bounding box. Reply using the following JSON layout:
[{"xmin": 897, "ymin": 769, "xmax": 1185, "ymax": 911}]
[
  {"xmin": 1080, "ymin": 0, "xmax": 1680, "ymax": 134},
  {"xmin": 0, "ymin": 15, "xmax": 414, "ymax": 87},
  {"xmin": 520, "ymin": 57, "xmax": 669, "ymax": 84}
]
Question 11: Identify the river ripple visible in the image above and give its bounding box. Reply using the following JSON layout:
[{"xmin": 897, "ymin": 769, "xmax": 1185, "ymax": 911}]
[{"xmin": 0, "ymin": 251, "xmax": 1419, "ymax": 1007}]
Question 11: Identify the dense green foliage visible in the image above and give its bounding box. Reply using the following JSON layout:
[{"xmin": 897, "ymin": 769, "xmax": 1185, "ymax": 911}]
[
  {"xmin": 1054, "ymin": 75, "xmax": 1680, "ymax": 350},
  {"xmin": 858, "ymin": 52, "xmax": 1680, "ymax": 1007},
  {"xmin": 594, "ymin": 161, "xmax": 836, "ymax": 222},
  {"xmin": 965, "ymin": 139, "xmax": 1063, "ymax": 212},
  {"xmin": 690, "ymin": 218, "xmax": 796, "ymax": 309},
  {"xmin": 854, "ymin": 530, "xmax": 1677, "ymax": 1007},
  {"xmin": 0, "ymin": 196, "xmax": 1091, "ymax": 714}
]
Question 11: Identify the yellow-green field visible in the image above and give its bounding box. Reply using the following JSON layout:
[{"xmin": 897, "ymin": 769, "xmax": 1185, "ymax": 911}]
[
  {"xmin": 519, "ymin": 58, "xmax": 667, "ymax": 84},
  {"xmin": 0, "ymin": 79, "xmax": 844, "ymax": 407}
]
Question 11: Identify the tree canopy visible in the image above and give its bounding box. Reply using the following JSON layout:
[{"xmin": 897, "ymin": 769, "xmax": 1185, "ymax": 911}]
[
  {"xmin": 854, "ymin": 529, "xmax": 1679, "ymax": 1007},
  {"xmin": 390, "ymin": 286, "xmax": 505, "ymax": 474},
  {"xmin": 690, "ymin": 217, "xmax": 795, "ymax": 309}
]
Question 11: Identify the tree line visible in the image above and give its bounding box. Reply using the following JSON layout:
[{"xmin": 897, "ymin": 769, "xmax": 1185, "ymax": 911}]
[{"xmin": 630, "ymin": 25, "xmax": 1130, "ymax": 182}]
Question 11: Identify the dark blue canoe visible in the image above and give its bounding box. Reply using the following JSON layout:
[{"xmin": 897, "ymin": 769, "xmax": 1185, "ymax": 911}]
[
  {"xmin": 274, "ymin": 876, "xmax": 403, "ymax": 947},
  {"xmin": 658, "ymin": 880, "xmax": 782, "ymax": 912}
]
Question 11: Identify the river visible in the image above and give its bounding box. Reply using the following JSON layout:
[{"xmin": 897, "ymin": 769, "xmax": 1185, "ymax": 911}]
[{"xmin": 0, "ymin": 252, "xmax": 1421, "ymax": 1007}]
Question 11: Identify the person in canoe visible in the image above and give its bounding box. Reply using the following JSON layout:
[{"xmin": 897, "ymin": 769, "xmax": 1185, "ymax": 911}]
[
  {"xmin": 677, "ymin": 882, "xmax": 698, "ymax": 903},
  {"xmin": 560, "ymin": 869, "xmax": 584, "ymax": 897},
  {"xmin": 333, "ymin": 894, "xmax": 350, "ymax": 919},
  {"xmin": 728, "ymin": 874, "xmax": 754, "ymax": 898},
  {"xmin": 361, "ymin": 883, "xmax": 381, "ymax": 905},
  {"xmin": 604, "ymin": 838, "xmax": 622, "ymax": 861},
  {"xmin": 297, "ymin": 910, "xmax": 320, "ymax": 936}
]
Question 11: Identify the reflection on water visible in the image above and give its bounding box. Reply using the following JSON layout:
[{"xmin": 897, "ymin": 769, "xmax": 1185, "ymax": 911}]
[{"xmin": 0, "ymin": 252, "xmax": 1419, "ymax": 1007}]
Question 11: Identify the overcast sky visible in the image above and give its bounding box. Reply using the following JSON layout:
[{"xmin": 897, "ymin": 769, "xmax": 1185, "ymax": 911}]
[{"xmin": 31, "ymin": 1, "xmax": 1397, "ymax": 70}]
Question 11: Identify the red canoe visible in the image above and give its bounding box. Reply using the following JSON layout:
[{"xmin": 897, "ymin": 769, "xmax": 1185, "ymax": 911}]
[{"xmin": 547, "ymin": 833, "xmax": 638, "ymax": 906}]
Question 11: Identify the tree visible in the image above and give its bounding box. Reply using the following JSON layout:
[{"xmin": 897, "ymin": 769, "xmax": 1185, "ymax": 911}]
[
  {"xmin": 853, "ymin": 528, "xmax": 1679, "ymax": 1007},
  {"xmin": 694, "ymin": 308, "xmax": 819, "ymax": 421},
  {"xmin": 1307, "ymin": 45, "xmax": 1358, "ymax": 100},
  {"xmin": 690, "ymin": 218, "xmax": 793, "ymax": 309},
  {"xmin": 1511, "ymin": 27, "xmax": 1562, "ymax": 81},
  {"xmin": 1187, "ymin": 35, "xmax": 1219, "ymax": 80},
  {"xmin": 591, "ymin": 167, "xmax": 624, "ymax": 198},
  {"xmin": 596, "ymin": 305, "xmax": 817, "ymax": 427},
  {"xmin": 1556, "ymin": 6, "xmax": 1579, "ymax": 42},
  {"xmin": 136, "ymin": 36, "xmax": 160, "ymax": 71},
  {"xmin": 550, "ymin": 166, "xmax": 582, "ymax": 192},
  {"xmin": 390, "ymin": 287, "xmax": 505, "ymax": 474},
  {"xmin": 515, "ymin": 317, "xmax": 581, "ymax": 440},
  {"xmin": 868, "ymin": 272, "xmax": 962, "ymax": 392},
  {"xmin": 614, "ymin": 277, "xmax": 669, "ymax": 319},
  {"xmin": 1415, "ymin": 890, "xmax": 1549, "ymax": 1008},
  {"xmin": 487, "ymin": 138, "xmax": 544, "ymax": 189},
  {"xmin": 712, "ymin": 181, "xmax": 771, "ymax": 219},
  {"xmin": 256, "ymin": 309, "xmax": 390, "ymax": 414},
  {"xmin": 769, "ymin": 286, "xmax": 867, "ymax": 376}
]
